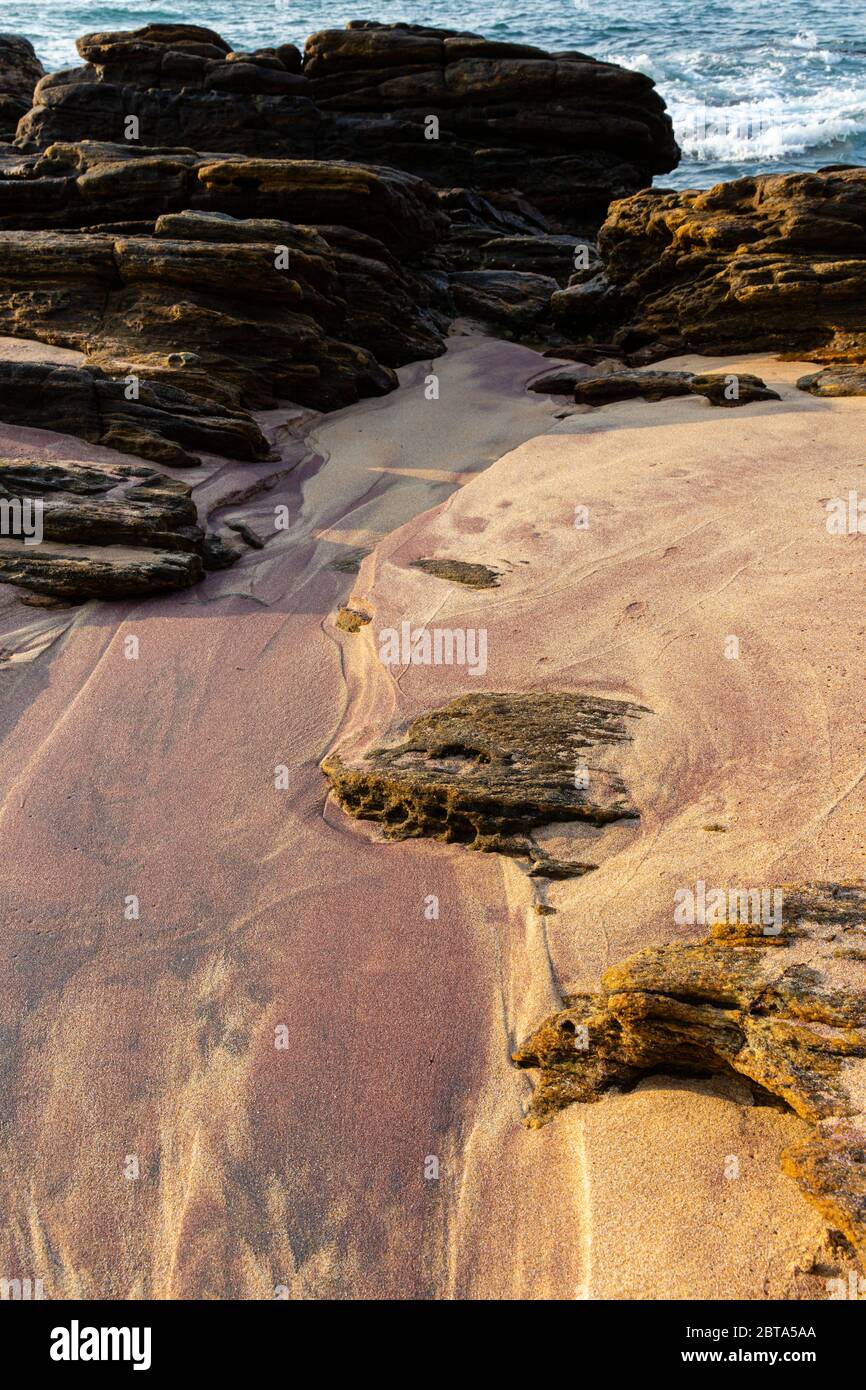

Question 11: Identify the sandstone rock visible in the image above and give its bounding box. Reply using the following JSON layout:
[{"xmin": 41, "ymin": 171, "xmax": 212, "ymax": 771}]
[
  {"xmin": 0, "ymin": 359, "xmax": 269, "ymax": 468},
  {"xmin": 323, "ymin": 692, "xmax": 643, "ymax": 862},
  {"xmin": 0, "ymin": 35, "xmax": 43, "ymax": 139},
  {"xmin": 303, "ymin": 22, "xmax": 678, "ymax": 225},
  {"xmin": 513, "ymin": 881, "xmax": 866, "ymax": 1266},
  {"xmin": 449, "ymin": 270, "xmax": 559, "ymax": 334},
  {"xmin": 13, "ymin": 23, "xmax": 678, "ymax": 229},
  {"xmin": 564, "ymin": 169, "xmax": 866, "ymax": 363},
  {"xmin": 797, "ymin": 366, "xmax": 866, "ymax": 396},
  {"xmin": 0, "ymin": 454, "xmax": 217, "ymax": 599},
  {"xmin": 530, "ymin": 367, "xmax": 780, "ymax": 406}
]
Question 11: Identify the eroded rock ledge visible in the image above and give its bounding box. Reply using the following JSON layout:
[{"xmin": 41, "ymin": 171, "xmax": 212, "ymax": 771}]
[
  {"xmin": 323, "ymin": 692, "xmax": 644, "ymax": 874},
  {"xmin": 513, "ymin": 883, "xmax": 866, "ymax": 1263},
  {"xmin": 0, "ymin": 454, "xmax": 217, "ymax": 598},
  {"xmin": 14, "ymin": 21, "xmax": 678, "ymax": 225},
  {"xmin": 555, "ymin": 169, "xmax": 866, "ymax": 364}
]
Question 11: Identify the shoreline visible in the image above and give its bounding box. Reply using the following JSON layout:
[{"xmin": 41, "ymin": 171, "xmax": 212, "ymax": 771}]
[{"xmin": 1, "ymin": 332, "xmax": 862, "ymax": 1296}]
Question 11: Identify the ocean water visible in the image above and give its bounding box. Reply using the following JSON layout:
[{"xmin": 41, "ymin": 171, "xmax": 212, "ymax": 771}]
[{"xmin": 1, "ymin": 0, "xmax": 864, "ymax": 187}]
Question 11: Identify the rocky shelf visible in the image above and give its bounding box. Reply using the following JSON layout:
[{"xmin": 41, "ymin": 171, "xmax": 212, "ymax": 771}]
[
  {"xmin": 513, "ymin": 882, "xmax": 866, "ymax": 1267},
  {"xmin": 323, "ymin": 691, "xmax": 644, "ymax": 874}
]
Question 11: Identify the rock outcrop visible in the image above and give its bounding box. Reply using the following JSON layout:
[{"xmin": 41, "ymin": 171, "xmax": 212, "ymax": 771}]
[
  {"xmin": 797, "ymin": 365, "xmax": 866, "ymax": 397},
  {"xmin": 0, "ymin": 144, "xmax": 451, "ymax": 428},
  {"xmin": 0, "ymin": 454, "xmax": 212, "ymax": 599},
  {"xmin": 14, "ymin": 22, "xmax": 679, "ymax": 228},
  {"xmin": 323, "ymin": 692, "xmax": 644, "ymax": 875},
  {"xmin": 0, "ymin": 360, "xmax": 269, "ymax": 468},
  {"xmin": 529, "ymin": 364, "xmax": 781, "ymax": 406},
  {"xmin": 513, "ymin": 882, "xmax": 866, "ymax": 1266},
  {"xmin": 0, "ymin": 24, "xmax": 682, "ymax": 603},
  {"xmin": 555, "ymin": 169, "xmax": 866, "ymax": 363},
  {"xmin": 0, "ymin": 35, "xmax": 43, "ymax": 139}
]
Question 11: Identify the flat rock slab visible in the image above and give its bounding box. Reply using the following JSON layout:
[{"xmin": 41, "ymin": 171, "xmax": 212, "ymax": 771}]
[
  {"xmin": 545, "ymin": 368, "xmax": 780, "ymax": 407},
  {"xmin": 797, "ymin": 366, "xmax": 866, "ymax": 397},
  {"xmin": 513, "ymin": 881, "xmax": 866, "ymax": 1266},
  {"xmin": 0, "ymin": 453, "xmax": 223, "ymax": 599},
  {"xmin": 411, "ymin": 557, "xmax": 500, "ymax": 587},
  {"xmin": 323, "ymin": 691, "xmax": 644, "ymax": 864}
]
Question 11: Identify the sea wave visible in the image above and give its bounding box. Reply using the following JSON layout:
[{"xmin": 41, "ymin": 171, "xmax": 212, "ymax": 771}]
[{"xmin": 670, "ymin": 90, "xmax": 866, "ymax": 162}]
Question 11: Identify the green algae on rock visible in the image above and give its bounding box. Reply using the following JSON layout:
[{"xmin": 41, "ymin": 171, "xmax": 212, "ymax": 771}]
[
  {"xmin": 513, "ymin": 882, "xmax": 866, "ymax": 1265},
  {"xmin": 411, "ymin": 557, "xmax": 501, "ymax": 588},
  {"xmin": 323, "ymin": 691, "xmax": 644, "ymax": 859}
]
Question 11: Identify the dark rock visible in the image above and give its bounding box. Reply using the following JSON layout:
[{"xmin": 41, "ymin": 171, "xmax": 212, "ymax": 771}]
[
  {"xmin": 13, "ymin": 23, "xmax": 678, "ymax": 229},
  {"xmin": 561, "ymin": 368, "xmax": 780, "ymax": 407},
  {"xmin": 411, "ymin": 557, "xmax": 501, "ymax": 587},
  {"xmin": 797, "ymin": 366, "xmax": 866, "ymax": 396},
  {"xmin": 323, "ymin": 692, "xmax": 644, "ymax": 861},
  {"xmin": 0, "ymin": 454, "xmax": 216, "ymax": 599},
  {"xmin": 201, "ymin": 534, "xmax": 242, "ymax": 569},
  {"xmin": 0, "ymin": 35, "xmax": 44, "ymax": 138},
  {"xmin": 0, "ymin": 359, "xmax": 270, "ymax": 468},
  {"xmin": 528, "ymin": 362, "xmax": 611, "ymax": 394},
  {"xmin": 449, "ymin": 269, "xmax": 559, "ymax": 334}
]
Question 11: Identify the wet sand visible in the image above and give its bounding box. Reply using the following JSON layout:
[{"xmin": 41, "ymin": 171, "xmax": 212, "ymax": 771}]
[{"xmin": 0, "ymin": 338, "xmax": 858, "ymax": 1297}]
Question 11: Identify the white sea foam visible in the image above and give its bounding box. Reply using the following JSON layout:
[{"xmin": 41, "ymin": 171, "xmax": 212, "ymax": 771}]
[{"xmin": 671, "ymin": 90, "xmax": 866, "ymax": 162}]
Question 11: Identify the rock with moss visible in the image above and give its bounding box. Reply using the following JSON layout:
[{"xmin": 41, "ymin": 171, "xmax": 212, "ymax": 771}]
[
  {"xmin": 323, "ymin": 691, "xmax": 644, "ymax": 860},
  {"xmin": 555, "ymin": 169, "xmax": 866, "ymax": 363}
]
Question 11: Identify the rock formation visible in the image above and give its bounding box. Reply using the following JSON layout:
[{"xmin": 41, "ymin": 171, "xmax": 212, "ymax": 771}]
[
  {"xmin": 529, "ymin": 364, "xmax": 781, "ymax": 406},
  {"xmin": 555, "ymin": 169, "xmax": 866, "ymax": 363},
  {"xmin": 323, "ymin": 692, "xmax": 644, "ymax": 876},
  {"xmin": 0, "ymin": 35, "xmax": 43, "ymax": 139},
  {"xmin": 14, "ymin": 22, "xmax": 679, "ymax": 227},
  {"xmin": 797, "ymin": 365, "xmax": 866, "ymax": 397},
  {"xmin": 513, "ymin": 882, "xmax": 866, "ymax": 1266},
  {"xmin": 0, "ymin": 454, "xmax": 211, "ymax": 599}
]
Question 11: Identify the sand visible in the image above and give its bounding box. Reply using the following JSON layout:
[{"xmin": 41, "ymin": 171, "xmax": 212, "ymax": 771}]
[{"xmin": 0, "ymin": 335, "xmax": 859, "ymax": 1298}]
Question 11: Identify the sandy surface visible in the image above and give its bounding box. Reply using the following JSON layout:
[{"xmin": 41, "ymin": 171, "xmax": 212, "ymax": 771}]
[{"xmin": 0, "ymin": 336, "xmax": 859, "ymax": 1298}]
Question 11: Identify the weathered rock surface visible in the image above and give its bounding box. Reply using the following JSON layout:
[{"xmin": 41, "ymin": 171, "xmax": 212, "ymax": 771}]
[
  {"xmin": 449, "ymin": 269, "xmax": 559, "ymax": 334},
  {"xmin": 0, "ymin": 141, "xmax": 453, "ymax": 599},
  {"xmin": 0, "ymin": 35, "xmax": 43, "ymax": 139},
  {"xmin": 323, "ymin": 692, "xmax": 643, "ymax": 870},
  {"xmin": 513, "ymin": 882, "xmax": 866, "ymax": 1265},
  {"xmin": 0, "ymin": 454, "xmax": 214, "ymax": 598},
  {"xmin": 411, "ymin": 557, "xmax": 501, "ymax": 587},
  {"xmin": 557, "ymin": 169, "xmax": 866, "ymax": 363},
  {"xmin": 0, "ymin": 165, "xmax": 447, "ymax": 428},
  {"xmin": 0, "ymin": 360, "xmax": 269, "ymax": 468},
  {"xmin": 14, "ymin": 23, "xmax": 679, "ymax": 228},
  {"xmin": 530, "ymin": 364, "xmax": 781, "ymax": 406},
  {"xmin": 797, "ymin": 365, "xmax": 866, "ymax": 397}
]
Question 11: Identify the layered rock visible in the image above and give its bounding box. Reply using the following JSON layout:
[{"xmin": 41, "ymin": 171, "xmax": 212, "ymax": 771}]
[
  {"xmin": 556, "ymin": 169, "xmax": 866, "ymax": 362},
  {"xmin": 0, "ymin": 360, "xmax": 269, "ymax": 468},
  {"xmin": 513, "ymin": 882, "xmax": 866, "ymax": 1265},
  {"xmin": 0, "ymin": 145, "xmax": 450, "ymax": 425},
  {"xmin": 323, "ymin": 692, "xmax": 643, "ymax": 875},
  {"xmin": 14, "ymin": 22, "xmax": 679, "ymax": 229},
  {"xmin": 529, "ymin": 364, "xmax": 781, "ymax": 406},
  {"xmin": 797, "ymin": 365, "xmax": 866, "ymax": 397},
  {"xmin": 0, "ymin": 35, "xmax": 43, "ymax": 139},
  {"xmin": 0, "ymin": 454, "xmax": 210, "ymax": 599}
]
